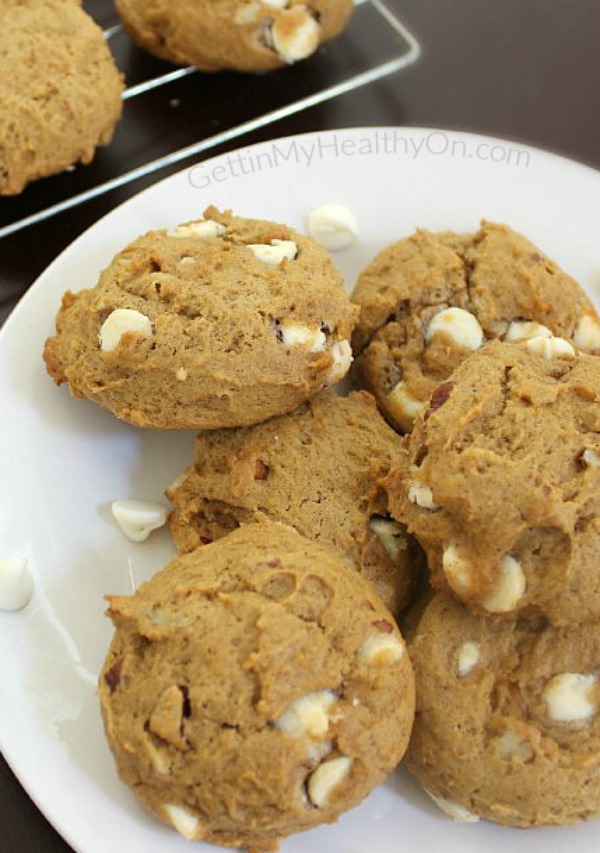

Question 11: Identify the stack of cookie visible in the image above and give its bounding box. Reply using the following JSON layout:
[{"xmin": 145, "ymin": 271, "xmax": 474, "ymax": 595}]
[
  {"xmin": 350, "ymin": 223, "xmax": 600, "ymax": 827},
  {"xmin": 44, "ymin": 207, "xmax": 418, "ymax": 849}
]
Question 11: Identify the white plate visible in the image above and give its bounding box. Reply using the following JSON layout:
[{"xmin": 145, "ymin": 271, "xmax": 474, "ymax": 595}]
[{"xmin": 1, "ymin": 128, "xmax": 600, "ymax": 853}]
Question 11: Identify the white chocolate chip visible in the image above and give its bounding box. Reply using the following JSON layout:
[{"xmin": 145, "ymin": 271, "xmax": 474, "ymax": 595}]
[
  {"xmin": 369, "ymin": 517, "xmax": 407, "ymax": 561},
  {"xmin": 279, "ymin": 324, "xmax": 326, "ymax": 351},
  {"xmin": 99, "ymin": 308, "xmax": 153, "ymax": 352},
  {"xmin": 407, "ymin": 480, "xmax": 438, "ymax": 510},
  {"xmin": 0, "ymin": 555, "xmax": 34, "ymax": 611},
  {"xmin": 425, "ymin": 790, "xmax": 480, "ymax": 823},
  {"xmin": 424, "ymin": 307, "xmax": 484, "ymax": 351},
  {"xmin": 442, "ymin": 544, "xmax": 473, "ymax": 595},
  {"xmin": 483, "ymin": 554, "xmax": 526, "ymax": 614},
  {"xmin": 357, "ymin": 633, "xmax": 405, "ymax": 666},
  {"xmin": 247, "ymin": 239, "xmax": 298, "ymax": 265},
  {"xmin": 146, "ymin": 741, "xmax": 170, "ymax": 775},
  {"xmin": 163, "ymin": 804, "xmax": 202, "ymax": 840},
  {"xmin": 505, "ymin": 320, "xmax": 553, "ymax": 342},
  {"xmin": 111, "ymin": 500, "xmax": 168, "ymax": 542},
  {"xmin": 175, "ymin": 366, "xmax": 188, "ymax": 381},
  {"xmin": 543, "ymin": 673, "xmax": 597, "ymax": 723},
  {"xmin": 582, "ymin": 448, "xmax": 600, "ymax": 468},
  {"xmin": 325, "ymin": 340, "xmax": 353, "ymax": 385},
  {"xmin": 497, "ymin": 730, "xmax": 534, "ymax": 762},
  {"xmin": 573, "ymin": 313, "xmax": 600, "ymax": 351},
  {"xmin": 525, "ymin": 334, "xmax": 575, "ymax": 359},
  {"xmin": 306, "ymin": 203, "xmax": 359, "ymax": 251},
  {"xmin": 307, "ymin": 756, "xmax": 352, "ymax": 807},
  {"xmin": 457, "ymin": 641, "xmax": 480, "ymax": 677},
  {"xmin": 262, "ymin": 0, "xmax": 289, "ymax": 7},
  {"xmin": 275, "ymin": 690, "xmax": 337, "ymax": 739},
  {"xmin": 234, "ymin": 2, "xmax": 261, "ymax": 23},
  {"xmin": 386, "ymin": 380, "xmax": 426, "ymax": 428},
  {"xmin": 171, "ymin": 219, "xmax": 226, "ymax": 239},
  {"xmin": 270, "ymin": 7, "xmax": 320, "ymax": 64}
]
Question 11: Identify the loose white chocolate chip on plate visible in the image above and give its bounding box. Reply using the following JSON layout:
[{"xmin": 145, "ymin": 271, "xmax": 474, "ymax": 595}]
[
  {"xmin": 369, "ymin": 517, "xmax": 407, "ymax": 561},
  {"xmin": 0, "ymin": 555, "xmax": 34, "ymax": 611},
  {"xmin": 325, "ymin": 340, "xmax": 353, "ymax": 385},
  {"xmin": 111, "ymin": 500, "xmax": 169, "ymax": 542},
  {"xmin": 171, "ymin": 219, "xmax": 226, "ymax": 239},
  {"xmin": 270, "ymin": 7, "xmax": 320, "ymax": 64},
  {"xmin": 424, "ymin": 307, "xmax": 484, "ymax": 350},
  {"xmin": 442, "ymin": 544, "xmax": 473, "ymax": 595},
  {"xmin": 357, "ymin": 633, "xmax": 405, "ymax": 666},
  {"xmin": 573, "ymin": 313, "xmax": 600, "ymax": 350},
  {"xmin": 306, "ymin": 203, "xmax": 359, "ymax": 251},
  {"xmin": 279, "ymin": 324, "xmax": 326, "ymax": 351},
  {"xmin": 582, "ymin": 448, "xmax": 600, "ymax": 468},
  {"xmin": 386, "ymin": 380, "xmax": 426, "ymax": 428},
  {"xmin": 543, "ymin": 673, "xmax": 597, "ymax": 722},
  {"xmin": 505, "ymin": 319, "xmax": 553, "ymax": 341},
  {"xmin": 99, "ymin": 308, "xmax": 153, "ymax": 352},
  {"xmin": 163, "ymin": 804, "xmax": 202, "ymax": 840},
  {"xmin": 247, "ymin": 239, "xmax": 298, "ymax": 265},
  {"xmin": 307, "ymin": 756, "xmax": 352, "ymax": 807},
  {"xmin": 525, "ymin": 334, "xmax": 575, "ymax": 359},
  {"xmin": 425, "ymin": 790, "xmax": 480, "ymax": 823},
  {"xmin": 457, "ymin": 641, "xmax": 480, "ymax": 677},
  {"xmin": 275, "ymin": 690, "xmax": 337, "ymax": 739},
  {"xmin": 407, "ymin": 480, "xmax": 438, "ymax": 510},
  {"xmin": 483, "ymin": 554, "xmax": 526, "ymax": 613}
]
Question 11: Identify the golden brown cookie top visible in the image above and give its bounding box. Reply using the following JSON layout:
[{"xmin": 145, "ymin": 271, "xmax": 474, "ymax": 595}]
[
  {"xmin": 350, "ymin": 222, "xmax": 600, "ymax": 432},
  {"xmin": 99, "ymin": 522, "xmax": 415, "ymax": 848},
  {"xmin": 384, "ymin": 338, "xmax": 600, "ymax": 626},
  {"xmin": 0, "ymin": 0, "xmax": 124, "ymax": 194},
  {"xmin": 115, "ymin": 0, "xmax": 354, "ymax": 71},
  {"xmin": 407, "ymin": 593, "xmax": 600, "ymax": 827},
  {"xmin": 43, "ymin": 207, "xmax": 359, "ymax": 429},
  {"xmin": 167, "ymin": 389, "xmax": 423, "ymax": 614}
]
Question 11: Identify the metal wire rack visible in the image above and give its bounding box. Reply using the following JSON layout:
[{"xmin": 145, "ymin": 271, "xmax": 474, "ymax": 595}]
[{"xmin": 0, "ymin": 0, "xmax": 420, "ymax": 240}]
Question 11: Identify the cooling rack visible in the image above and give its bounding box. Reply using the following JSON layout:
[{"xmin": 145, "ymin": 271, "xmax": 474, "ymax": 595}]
[{"xmin": 0, "ymin": 0, "xmax": 420, "ymax": 240}]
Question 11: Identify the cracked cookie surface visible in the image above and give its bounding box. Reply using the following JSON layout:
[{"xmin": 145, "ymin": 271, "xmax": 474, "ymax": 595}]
[
  {"xmin": 407, "ymin": 593, "xmax": 600, "ymax": 828},
  {"xmin": 114, "ymin": 0, "xmax": 353, "ymax": 71},
  {"xmin": 383, "ymin": 339, "xmax": 600, "ymax": 627},
  {"xmin": 99, "ymin": 522, "xmax": 415, "ymax": 849},
  {"xmin": 0, "ymin": 0, "xmax": 123, "ymax": 195},
  {"xmin": 43, "ymin": 206, "xmax": 358, "ymax": 429},
  {"xmin": 350, "ymin": 222, "xmax": 600, "ymax": 432},
  {"xmin": 167, "ymin": 389, "xmax": 424, "ymax": 616}
]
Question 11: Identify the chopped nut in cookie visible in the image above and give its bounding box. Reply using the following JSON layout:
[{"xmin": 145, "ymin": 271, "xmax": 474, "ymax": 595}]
[
  {"xmin": 543, "ymin": 672, "xmax": 597, "ymax": 723},
  {"xmin": 99, "ymin": 308, "xmax": 153, "ymax": 352}
]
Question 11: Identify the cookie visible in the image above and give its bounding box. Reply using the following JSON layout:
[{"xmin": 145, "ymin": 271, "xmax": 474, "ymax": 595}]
[
  {"xmin": 114, "ymin": 0, "xmax": 353, "ymax": 72},
  {"xmin": 99, "ymin": 522, "xmax": 415, "ymax": 849},
  {"xmin": 384, "ymin": 338, "xmax": 600, "ymax": 627},
  {"xmin": 0, "ymin": 0, "xmax": 124, "ymax": 195},
  {"xmin": 350, "ymin": 222, "xmax": 600, "ymax": 432},
  {"xmin": 167, "ymin": 389, "xmax": 424, "ymax": 616},
  {"xmin": 407, "ymin": 593, "xmax": 600, "ymax": 828},
  {"xmin": 43, "ymin": 207, "xmax": 359, "ymax": 429}
]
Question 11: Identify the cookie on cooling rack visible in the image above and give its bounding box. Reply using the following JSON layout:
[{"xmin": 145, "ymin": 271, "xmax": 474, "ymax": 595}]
[
  {"xmin": 0, "ymin": 0, "xmax": 124, "ymax": 195},
  {"xmin": 350, "ymin": 221, "xmax": 600, "ymax": 432},
  {"xmin": 114, "ymin": 0, "xmax": 354, "ymax": 71},
  {"xmin": 99, "ymin": 522, "xmax": 415, "ymax": 849},
  {"xmin": 384, "ymin": 338, "xmax": 600, "ymax": 628},
  {"xmin": 43, "ymin": 206, "xmax": 359, "ymax": 430},
  {"xmin": 407, "ymin": 592, "xmax": 600, "ymax": 828},
  {"xmin": 167, "ymin": 389, "xmax": 425, "ymax": 616}
]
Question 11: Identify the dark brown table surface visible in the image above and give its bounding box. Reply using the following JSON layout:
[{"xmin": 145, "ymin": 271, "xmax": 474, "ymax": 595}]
[{"xmin": 0, "ymin": 1, "xmax": 598, "ymax": 850}]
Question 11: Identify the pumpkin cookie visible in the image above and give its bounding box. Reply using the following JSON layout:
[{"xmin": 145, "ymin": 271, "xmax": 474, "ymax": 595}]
[
  {"xmin": 0, "ymin": 0, "xmax": 124, "ymax": 195},
  {"xmin": 167, "ymin": 389, "xmax": 424, "ymax": 615},
  {"xmin": 99, "ymin": 522, "xmax": 415, "ymax": 849},
  {"xmin": 407, "ymin": 593, "xmax": 600, "ymax": 828},
  {"xmin": 384, "ymin": 338, "xmax": 600, "ymax": 627},
  {"xmin": 351, "ymin": 222, "xmax": 600, "ymax": 432},
  {"xmin": 114, "ymin": 0, "xmax": 354, "ymax": 72},
  {"xmin": 43, "ymin": 207, "xmax": 358, "ymax": 429}
]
